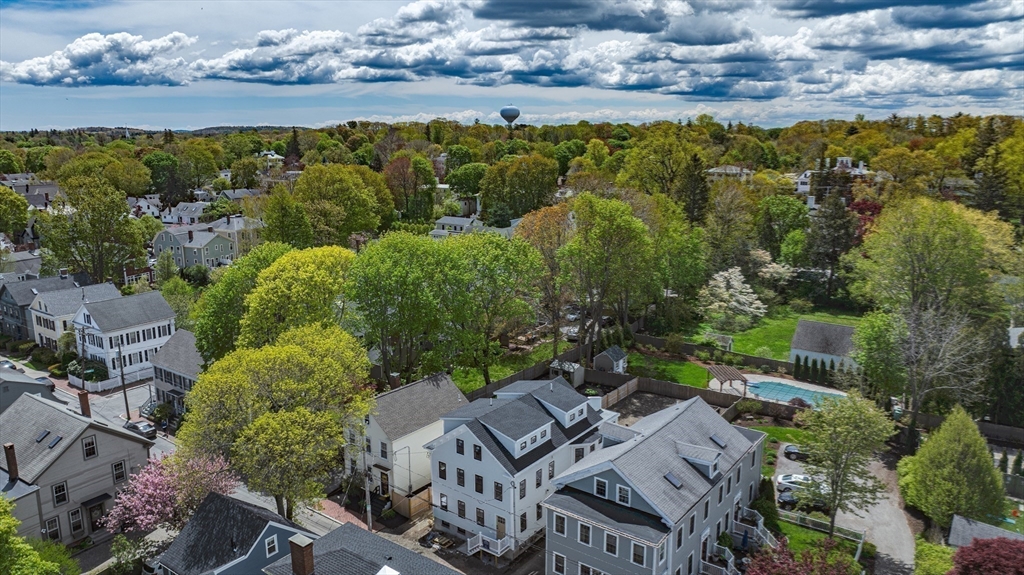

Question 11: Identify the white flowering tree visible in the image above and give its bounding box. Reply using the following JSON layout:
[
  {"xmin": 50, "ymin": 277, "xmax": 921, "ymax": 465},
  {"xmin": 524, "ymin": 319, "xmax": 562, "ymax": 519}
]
[{"xmin": 699, "ymin": 267, "xmax": 767, "ymax": 331}]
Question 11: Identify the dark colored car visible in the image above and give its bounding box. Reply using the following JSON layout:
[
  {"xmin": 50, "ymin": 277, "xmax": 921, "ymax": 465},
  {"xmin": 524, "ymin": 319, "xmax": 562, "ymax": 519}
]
[
  {"xmin": 124, "ymin": 420, "xmax": 157, "ymax": 439},
  {"xmin": 784, "ymin": 444, "xmax": 810, "ymax": 461},
  {"xmin": 0, "ymin": 360, "xmax": 16, "ymax": 370},
  {"xmin": 777, "ymin": 491, "xmax": 830, "ymax": 514}
]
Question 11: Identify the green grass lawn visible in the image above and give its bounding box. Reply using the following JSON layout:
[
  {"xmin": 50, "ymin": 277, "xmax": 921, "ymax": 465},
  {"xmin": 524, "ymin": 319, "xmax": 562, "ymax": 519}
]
[
  {"xmin": 722, "ymin": 308, "xmax": 864, "ymax": 360},
  {"xmin": 752, "ymin": 426, "xmax": 816, "ymax": 446},
  {"xmin": 994, "ymin": 497, "xmax": 1024, "ymax": 535},
  {"xmin": 627, "ymin": 352, "xmax": 709, "ymax": 388},
  {"xmin": 451, "ymin": 341, "xmax": 559, "ymax": 394},
  {"xmin": 778, "ymin": 522, "xmax": 860, "ymax": 558}
]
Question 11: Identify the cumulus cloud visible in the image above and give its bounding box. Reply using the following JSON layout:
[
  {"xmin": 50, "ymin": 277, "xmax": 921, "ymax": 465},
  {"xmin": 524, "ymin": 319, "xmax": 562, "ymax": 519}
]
[
  {"xmin": 469, "ymin": 0, "xmax": 672, "ymax": 33},
  {"xmin": 891, "ymin": 0, "xmax": 1023, "ymax": 29},
  {"xmin": 773, "ymin": 0, "xmax": 979, "ymax": 18},
  {"xmin": 0, "ymin": 31, "xmax": 195, "ymax": 86}
]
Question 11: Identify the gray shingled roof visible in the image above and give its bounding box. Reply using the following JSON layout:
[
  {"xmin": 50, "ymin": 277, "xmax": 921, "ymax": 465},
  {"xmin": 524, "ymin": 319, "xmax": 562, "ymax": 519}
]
[
  {"xmin": 82, "ymin": 291, "xmax": 174, "ymax": 332},
  {"xmin": 0, "ymin": 466, "xmax": 38, "ymax": 500},
  {"xmin": 178, "ymin": 230, "xmax": 220, "ymax": 248},
  {"xmin": 8, "ymin": 251, "xmax": 41, "ymax": 277},
  {"xmin": 0, "ymin": 394, "xmax": 151, "ymax": 484},
  {"xmin": 596, "ymin": 345, "xmax": 627, "ymax": 362},
  {"xmin": 158, "ymin": 493, "xmax": 309, "ymax": 575},
  {"xmin": 373, "ymin": 373, "xmax": 466, "ymax": 441},
  {"xmin": 544, "ymin": 488, "xmax": 670, "ymax": 546},
  {"xmin": 264, "ymin": 522, "xmax": 460, "ymax": 575},
  {"xmin": 150, "ymin": 329, "xmax": 202, "ymax": 380},
  {"xmin": 948, "ymin": 514, "xmax": 1024, "ymax": 548},
  {"xmin": 496, "ymin": 377, "xmax": 587, "ymax": 413},
  {"xmin": 790, "ymin": 319, "xmax": 855, "ymax": 357},
  {"xmin": 2, "ymin": 275, "xmax": 90, "ymax": 306},
  {"xmin": 554, "ymin": 398, "xmax": 763, "ymax": 525},
  {"xmin": 34, "ymin": 283, "xmax": 122, "ymax": 317},
  {"xmin": 479, "ymin": 398, "xmax": 555, "ymax": 440}
]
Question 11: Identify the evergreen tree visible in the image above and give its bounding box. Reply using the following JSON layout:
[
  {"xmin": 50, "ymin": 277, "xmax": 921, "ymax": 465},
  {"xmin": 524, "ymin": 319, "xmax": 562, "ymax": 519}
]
[
  {"xmin": 810, "ymin": 358, "xmax": 819, "ymax": 382},
  {"xmin": 806, "ymin": 193, "xmax": 858, "ymax": 299},
  {"xmin": 998, "ymin": 448, "xmax": 1009, "ymax": 473},
  {"xmin": 897, "ymin": 406, "xmax": 1004, "ymax": 527},
  {"xmin": 285, "ymin": 127, "xmax": 301, "ymax": 160},
  {"xmin": 971, "ymin": 147, "xmax": 1008, "ymax": 215},
  {"xmin": 803, "ymin": 356, "xmax": 810, "ymax": 381},
  {"xmin": 1012, "ymin": 450, "xmax": 1022, "ymax": 476},
  {"xmin": 676, "ymin": 153, "xmax": 711, "ymax": 225},
  {"xmin": 793, "ymin": 355, "xmax": 802, "ymax": 379}
]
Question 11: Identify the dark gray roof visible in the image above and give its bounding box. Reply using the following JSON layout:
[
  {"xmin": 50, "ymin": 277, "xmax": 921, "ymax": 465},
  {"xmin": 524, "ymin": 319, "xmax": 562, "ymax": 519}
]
[
  {"xmin": 150, "ymin": 329, "xmax": 202, "ymax": 380},
  {"xmin": 545, "ymin": 488, "xmax": 669, "ymax": 546},
  {"xmin": 479, "ymin": 398, "xmax": 554, "ymax": 440},
  {"xmin": 443, "ymin": 397, "xmax": 515, "ymax": 421},
  {"xmin": 33, "ymin": 283, "xmax": 121, "ymax": 317},
  {"xmin": 0, "ymin": 394, "xmax": 151, "ymax": 484},
  {"xmin": 790, "ymin": 319, "xmax": 855, "ymax": 357},
  {"xmin": 82, "ymin": 291, "xmax": 174, "ymax": 331},
  {"xmin": 596, "ymin": 345, "xmax": 627, "ymax": 362},
  {"xmin": 2, "ymin": 274, "xmax": 90, "ymax": 306},
  {"xmin": 159, "ymin": 493, "xmax": 308, "ymax": 575},
  {"xmin": 264, "ymin": 522, "xmax": 460, "ymax": 575},
  {"xmin": 948, "ymin": 514, "xmax": 1024, "ymax": 547},
  {"xmin": 373, "ymin": 373, "xmax": 466, "ymax": 441},
  {"xmin": 557, "ymin": 398, "xmax": 763, "ymax": 525},
  {"xmin": 0, "ymin": 369, "xmax": 61, "ymax": 414},
  {"xmin": 0, "ymin": 465, "xmax": 39, "ymax": 500},
  {"xmin": 495, "ymin": 377, "xmax": 586, "ymax": 414},
  {"xmin": 8, "ymin": 251, "xmax": 41, "ymax": 277}
]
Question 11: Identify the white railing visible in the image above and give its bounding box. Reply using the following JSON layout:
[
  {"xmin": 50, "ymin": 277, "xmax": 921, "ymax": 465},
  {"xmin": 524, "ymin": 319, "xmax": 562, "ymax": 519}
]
[
  {"xmin": 777, "ymin": 509, "xmax": 865, "ymax": 560},
  {"xmin": 70, "ymin": 367, "xmax": 152, "ymax": 393},
  {"xmin": 733, "ymin": 507, "xmax": 779, "ymax": 550},
  {"xmin": 466, "ymin": 533, "xmax": 512, "ymax": 556},
  {"xmin": 699, "ymin": 560, "xmax": 729, "ymax": 575}
]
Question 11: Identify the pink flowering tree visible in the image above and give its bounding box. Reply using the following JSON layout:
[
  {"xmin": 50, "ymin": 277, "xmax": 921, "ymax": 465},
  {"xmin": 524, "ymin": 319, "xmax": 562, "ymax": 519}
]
[{"xmin": 103, "ymin": 453, "xmax": 238, "ymax": 533}]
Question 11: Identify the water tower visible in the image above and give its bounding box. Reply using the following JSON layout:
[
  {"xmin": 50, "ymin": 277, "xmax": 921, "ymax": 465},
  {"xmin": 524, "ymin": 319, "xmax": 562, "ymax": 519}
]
[{"xmin": 500, "ymin": 104, "xmax": 520, "ymax": 130}]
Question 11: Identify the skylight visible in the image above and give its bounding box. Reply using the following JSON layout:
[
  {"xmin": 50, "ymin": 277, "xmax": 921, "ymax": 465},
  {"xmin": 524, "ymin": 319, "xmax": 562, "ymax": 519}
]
[
  {"xmin": 47, "ymin": 435, "xmax": 63, "ymax": 449},
  {"xmin": 35, "ymin": 430, "xmax": 50, "ymax": 442},
  {"xmin": 711, "ymin": 434, "xmax": 727, "ymax": 448},
  {"xmin": 665, "ymin": 472, "xmax": 683, "ymax": 489}
]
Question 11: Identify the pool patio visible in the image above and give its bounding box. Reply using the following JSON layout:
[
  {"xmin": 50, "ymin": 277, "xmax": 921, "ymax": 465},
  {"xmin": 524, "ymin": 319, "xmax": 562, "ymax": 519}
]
[{"xmin": 711, "ymin": 373, "xmax": 846, "ymax": 406}]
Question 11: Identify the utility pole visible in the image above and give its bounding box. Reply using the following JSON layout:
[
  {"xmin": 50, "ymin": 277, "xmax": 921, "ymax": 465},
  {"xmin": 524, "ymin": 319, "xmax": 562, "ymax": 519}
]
[
  {"xmin": 362, "ymin": 433, "xmax": 373, "ymax": 532},
  {"xmin": 117, "ymin": 340, "xmax": 130, "ymax": 422}
]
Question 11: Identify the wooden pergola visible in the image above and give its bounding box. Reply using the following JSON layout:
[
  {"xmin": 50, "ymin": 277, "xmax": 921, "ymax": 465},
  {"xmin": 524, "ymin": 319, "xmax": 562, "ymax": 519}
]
[{"xmin": 706, "ymin": 364, "xmax": 749, "ymax": 397}]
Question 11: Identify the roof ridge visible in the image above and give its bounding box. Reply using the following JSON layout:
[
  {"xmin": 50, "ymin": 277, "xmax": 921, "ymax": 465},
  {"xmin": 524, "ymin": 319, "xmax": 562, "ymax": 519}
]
[{"xmin": 374, "ymin": 372, "xmax": 451, "ymax": 399}]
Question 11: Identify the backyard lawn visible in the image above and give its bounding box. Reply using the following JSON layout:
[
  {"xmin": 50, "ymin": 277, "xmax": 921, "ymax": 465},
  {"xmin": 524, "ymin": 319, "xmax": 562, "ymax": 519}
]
[
  {"xmin": 752, "ymin": 425, "xmax": 816, "ymax": 446},
  {"xmin": 627, "ymin": 352, "xmax": 709, "ymax": 388},
  {"xmin": 778, "ymin": 521, "xmax": 860, "ymax": 558},
  {"xmin": 721, "ymin": 308, "xmax": 864, "ymax": 360},
  {"xmin": 994, "ymin": 497, "xmax": 1024, "ymax": 535},
  {"xmin": 451, "ymin": 341, "xmax": 559, "ymax": 394}
]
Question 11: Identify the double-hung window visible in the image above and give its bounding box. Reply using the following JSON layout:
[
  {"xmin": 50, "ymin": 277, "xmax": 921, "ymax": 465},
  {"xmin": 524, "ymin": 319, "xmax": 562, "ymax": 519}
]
[
  {"xmin": 578, "ymin": 522, "xmax": 591, "ymax": 546},
  {"xmin": 474, "ymin": 475, "xmax": 483, "ymax": 494},
  {"xmin": 617, "ymin": 485, "xmax": 630, "ymax": 505},
  {"xmin": 52, "ymin": 482, "xmax": 68, "ymax": 506},
  {"xmin": 112, "ymin": 460, "xmax": 127, "ymax": 483},
  {"xmin": 632, "ymin": 542, "xmax": 646, "ymax": 567},
  {"xmin": 456, "ymin": 468, "xmax": 465, "ymax": 487},
  {"xmin": 605, "ymin": 533, "xmax": 617, "ymax": 556},
  {"xmin": 494, "ymin": 482, "xmax": 504, "ymax": 501},
  {"xmin": 438, "ymin": 461, "xmax": 447, "ymax": 480},
  {"xmin": 595, "ymin": 478, "xmax": 607, "ymax": 498},
  {"xmin": 82, "ymin": 435, "xmax": 97, "ymax": 459}
]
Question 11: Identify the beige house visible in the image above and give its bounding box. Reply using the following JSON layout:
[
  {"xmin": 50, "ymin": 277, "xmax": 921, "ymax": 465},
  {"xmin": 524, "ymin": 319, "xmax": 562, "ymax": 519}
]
[
  {"xmin": 0, "ymin": 392, "xmax": 152, "ymax": 544},
  {"xmin": 28, "ymin": 283, "xmax": 122, "ymax": 350}
]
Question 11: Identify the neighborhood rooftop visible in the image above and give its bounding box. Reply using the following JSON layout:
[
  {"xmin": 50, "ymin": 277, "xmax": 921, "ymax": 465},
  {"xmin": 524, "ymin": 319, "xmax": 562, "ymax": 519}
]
[
  {"xmin": 948, "ymin": 514, "xmax": 1024, "ymax": 548},
  {"xmin": 81, "ymin": 290, "xmax": 174, "ymax": 331},
  {"xmin": 149, "ymin": 329, "xmax": 203, "ymax": 380},
  {"xmin": 372, "ymin": 373, "xmax": 466, "ymax": 440},
  {"xmin": 33, "ymin": 282, "xmax": 122, "ymax": 317}
]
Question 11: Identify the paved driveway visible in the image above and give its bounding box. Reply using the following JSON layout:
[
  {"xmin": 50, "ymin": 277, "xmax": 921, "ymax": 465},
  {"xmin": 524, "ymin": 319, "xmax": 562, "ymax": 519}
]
[{"xmin": 775, "ymin": 444, "xmax": 914, "ymax": 575}]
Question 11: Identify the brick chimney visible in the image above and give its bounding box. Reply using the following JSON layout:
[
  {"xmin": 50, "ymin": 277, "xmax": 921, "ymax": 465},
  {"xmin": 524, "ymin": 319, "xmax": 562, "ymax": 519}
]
[
  {"xmin": 226, "ymin": 215, "xmax": 231, "ymax": 225},
  {"xmin": 207, "ymin": 226, "xmax": 214, "ymax": 233},
  {"xmin": 44, "ymin": 192, "xmax": 50, "ymax": 202},
  {"xmin": 187, "ymin": 230, "xmax": 194, "ymax": 242},
  {"xmin": 3, "ymin": 443, "xmax": 17, "ymax": 481},
  {"xmin": 78, "ymin": 390, "xmax": 91, "ymax": 418},
  {"xmin": 288, "ymin": 534, "xmax": 315, "ymax": 575}
]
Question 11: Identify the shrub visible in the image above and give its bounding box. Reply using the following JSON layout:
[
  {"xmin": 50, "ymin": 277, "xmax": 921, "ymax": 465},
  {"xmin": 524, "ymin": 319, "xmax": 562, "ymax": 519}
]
[
  {"xmin": 716, "ymin": 531, "xmax": 734, "ymax": 550},
  {"xmin": 776, "ymin": 366, "xmax": 787, "ymax": 375},
  {"xmin": 754, "ymin": 345, "xmax": 774, "ymax": 359},
  {"xmin": 751, "ymin": 478, "xmax": 782, "ymax": 533},
  {"xmin": 723, "ymin": 353, "xmax": 743, "ymax": 367},
  {"xmin": 713, "ymin": 350, "xmax": 724, "ymax": 363},
  {"xmin": 691, "ymin": 335, "xmax": 720, "ymax": 349},
  {"xmin": 381, "ymin": 509, "xmax": 396, "ymax": 520},
  {"xmin": 735, "ymin": 399, "xmax": 761, "ymax": 416},
  {"xmin": 16, "ymin": 340, "xmax": 36, "ymax": 356},
  {"xmin": 915, "ymin": 536, "xmax": 954, "ymax": 575},
  {"xmin": 1013, "ymin": 450, "xmax": 1023, "ymax": 476},
  {"xmin": 31, "ymin": 347, "xmax": 56, "ymax": 366},
  {"xmin": 793, "ymin": 354, "xmax": 802, "ymax": 378},
  {"xmin": 789, "ymin": 298, "xmax": 813, "ymax": 313},
  {"xmin": 50, "ymin": 366, "xmax": 67, "ymax": 378},
  {"xmin": 760, "ymin": 364, "xmax": 771, "ymax": 373},
  {"xmin": 665, "ymin": 333, "xmax": 687, "ymax": 356},
  {"xmin": 695, "ymin": 350, "xmax": 711, "ymax": 362}
]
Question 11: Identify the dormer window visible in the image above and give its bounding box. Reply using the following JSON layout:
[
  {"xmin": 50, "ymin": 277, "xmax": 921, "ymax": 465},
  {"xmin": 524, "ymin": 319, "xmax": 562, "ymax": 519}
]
[
  {"xmin": 617, "ymin": 485, "xmax": 631, "ymax": 506},
  {"xmin": 712, "ymin": 462, "xmax": 719, "ymax": 475},
  {"xmin": 530, "ymin": 435, "xmax": 537, "ymax": 445},
  {"xmin": 520, "ymin": 441, "xmax": 527, "ymax": 450},
  {"xmin": 577, "ymin": 408, "xmax": 583, "ymax": 417},
  {"xmin": 540, "ymin": 429, "xmax": 547, "ymax": 439},
  {"xmin": 569, "ymin": 412, "xmax": 576, "ymax": 422}
]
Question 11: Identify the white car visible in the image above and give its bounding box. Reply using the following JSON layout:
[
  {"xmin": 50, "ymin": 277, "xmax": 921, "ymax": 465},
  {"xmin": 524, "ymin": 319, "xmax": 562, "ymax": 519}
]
[{"xmin": 775, "ymin": 473, "xmax": 812, "ymax": 492}]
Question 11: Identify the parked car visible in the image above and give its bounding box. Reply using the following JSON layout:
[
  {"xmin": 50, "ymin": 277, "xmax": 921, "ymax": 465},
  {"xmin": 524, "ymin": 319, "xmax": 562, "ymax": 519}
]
[
  {"xmin": 777, "ymin": 491, "xmax": 830, "ymax": 514},
  {"xmin": 34, "ymin": 376, "xmax": 56, "ymax": 393},
  {"xmin": 784, "ymin": 444, "xmax": 810, "ymax": 461},
  {"xmin": 0, "ymin": 360, "xmax": 15, "ymax": 370},
  {"xmin": 124, "ymin": 420, "xmax": 157, "ymax": 439},
  {"xmin": 775, "ymin": 473, "xmax": 812, "ymax": 492}
]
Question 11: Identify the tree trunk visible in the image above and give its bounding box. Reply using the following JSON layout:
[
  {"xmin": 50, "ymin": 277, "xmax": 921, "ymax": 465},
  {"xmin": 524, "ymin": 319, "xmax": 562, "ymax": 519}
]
[
  {"xmin": 274, "ymin": 494, "xmax": 287, "ymax": 518},
  {"xmin": 482, "ymin": 364, "xmax": 491, "ymax": 387}
]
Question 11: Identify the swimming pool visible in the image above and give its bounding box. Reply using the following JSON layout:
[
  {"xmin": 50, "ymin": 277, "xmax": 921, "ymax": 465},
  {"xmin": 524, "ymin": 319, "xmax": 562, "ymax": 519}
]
[{"xmin": 747, "ymin": 380, "xmax": 844, "ymax": 407}]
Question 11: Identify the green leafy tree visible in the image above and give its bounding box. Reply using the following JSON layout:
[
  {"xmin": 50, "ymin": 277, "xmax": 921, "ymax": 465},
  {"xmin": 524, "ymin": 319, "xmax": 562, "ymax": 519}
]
[
  {"xmin": 444, "ymin": 233, "xmax": 542, "ymax": 385},
  {"xmin": 583, "ymin": 138, "xmax": 608, "ymax": 168},
  {"xmin": 797, "ymin": 391, "xmax": 892, "ymax": 535},
  {"xmin": 805, "ymin": 193, "xmax": 858, "ymax": 299},
  {"xmin": 851, "ymin": 311, "xmax": 906, "ymax": 399},
  {"xmin": 779, "ymin": 229, "xmax": 808, "ymax": 267},
  {"xmin": 675, "ymin": 153, "xmax": 711, "ymax": 224},
  {"xmin": 553, "ymin": 139, "xmax": 586, "ymax": 175},
  {"xmin": 161, "ymin": 277, "xmax": 196, "ymax": 331},
  {"xmin": 26, "ymin": 538, "xmax": 79, "ymax": 575},
  {"xmin": 0, "ymin": 149, "xmax": 25, "ymax": 173},
  {"xmin": 704, "ymin": 180, "xmax": 753, "ymax": 270},
  {"xmin": 516, "ymin": 203, "xmax": 574, "ymax": 358},
  {"xmin": 263, "ymin": 186, "xmax": 313, "ymax": 249},
  {"xmin": 617, "ymin": 125, "xmax": 698, "ymax": 196},
  {"xmin": 1012, "ymin": 449, "xmax": 1022, "ymax": 476},
  {"xmin": 294, "ymin": 164, "xmax": 380, "ymax": 245},
  {"xmin": 142, "ymin": 151, "xmax": 186, "ymax": 205},
  {"xmin": 998, "ymin": 447, "xmax": 1009, "ymax": 473},
  {"xmin": 444, "ymin": 145, "xmax": 473, "ymax": 175},
  {"xmin": 897, "ymin": 406, "xmax": 1004, "ymax": 528},
  {"xmin": 0, "ymin": 497, "xmax": 61, "ymax": 575},
  {"xmin": 229, "ymin": 157, "xmax": 260, "ymax": 190},
  {"xmin": 446, "ymin": 162, "xmax": 488, "ymax": 198},
  {"xmin": 0, "ymin": 185, "xmax": 29, "ymax": 238},
  {"xmin": 346, "ymin": 232, "xmax": 445, "ymax": 382},
  {"xmin": 38, "ymin": 177, "xmax": 145, "ymax": 284},
  {"xmin": 849, "ymin": 197, "xmax": 989, "ymax": 311},
  {"xmin": 178, "ymin": 324, "xmax": 373, "ymax": 519},
  {"xmin": 480, "ymin": 154, "xmax": 557, "ymax": 220},
  {"xmin": 237, "ymin": 246, "xmax": 354, "ymax": 349},
  {"xmin": 177, "ymin": 140, "xmax": 218, "ymax": 190},
  {"xmin": 133, "ymin": 215, "xmax": 163, "ymax": 245},
  {"xmin": 154, "ymin": 249, "xmax": 178, "ymax": 286},
  {"xmin": 191, "ymin": 242, "xmax": 292, "ymax": 364},
  {"xmin": 755, "ymin": 194, "xmax": 809, "ymax": 260}
]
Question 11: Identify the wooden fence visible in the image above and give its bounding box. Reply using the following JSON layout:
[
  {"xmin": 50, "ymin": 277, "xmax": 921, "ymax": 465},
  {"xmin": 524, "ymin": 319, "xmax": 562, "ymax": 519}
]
[
  {"xmin": 915, "ymin": 413, "xmax": 1024, "ymax": 446},
  {"xmin": 601, "ymin": 378, "xmax": 639, "ymax": 409},
  {"xmin": 1005, "ymin": 474, "xmax": 1024, "ymax": 499},
  {"xmin": 633, "ymin": 334, "xmax": 795, "ymax": 375},
  {"xmin": 582, "ymin": 369, "xmax": 634, "ymax": 387},
  {"xmin": 392, "ymin": 487, "xmax": 432, "ymax": 519}
]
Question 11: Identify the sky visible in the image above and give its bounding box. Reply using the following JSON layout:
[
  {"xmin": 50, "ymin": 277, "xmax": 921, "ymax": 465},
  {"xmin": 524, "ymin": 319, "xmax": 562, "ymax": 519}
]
[{"xmin": 0, "ymin": 0, "xmax": 1021, "ymax": 131}]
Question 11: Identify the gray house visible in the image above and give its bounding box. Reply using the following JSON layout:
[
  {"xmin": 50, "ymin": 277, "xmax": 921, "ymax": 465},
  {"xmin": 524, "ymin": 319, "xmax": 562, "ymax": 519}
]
[
  {"xmin": 0, "ymin": 273, "xmax": 90, "ymax": 341},
  {"xmin": 29, "ymin": 282, "xmax": 122, "ymax": 350},
  {"xmin": 263, "ymin": 522, "xmax": 460, "ymax": 575},
  {"xmin": 0, "ymin": 368, "xmax": 59, "ymax": 414},
  {"xmin": 155, "ymin": 492, "xmax": 316, "ymax": 575},
  {"xmin": 788, "ymin": 319, "xmax": 858, "ymax": 371},
  {"xmin": 153, "ymin": 228, "xmax": 234, "ymax": 269},
  {"xmin": 543, "ymin": 398, "xmax": 770, "ymax": 575},
  {"xmin": 425, "ymin": 377, "xmax": 617, "ymax": 564},
  {"xmin": 948, "ymin": 514, "xmax": 1024, "ymax": 548},
  {"xmin": 150, "ymin": 329, "xmax": 202, "ymax": 416}
]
